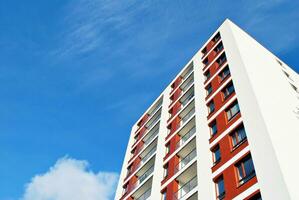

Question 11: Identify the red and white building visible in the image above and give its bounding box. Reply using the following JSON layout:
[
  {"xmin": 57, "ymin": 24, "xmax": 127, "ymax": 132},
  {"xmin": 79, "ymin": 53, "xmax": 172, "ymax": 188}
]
[{"xmin": 114, "ymin": 19, "xmax": 299, "ymax": 200}]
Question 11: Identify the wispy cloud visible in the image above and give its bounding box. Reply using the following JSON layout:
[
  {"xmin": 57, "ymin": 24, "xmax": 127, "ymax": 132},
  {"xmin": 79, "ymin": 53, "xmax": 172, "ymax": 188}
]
[
  {"xmin": 52, "ymin": 0, "xmax": 146, "ymax": 58},
  {"xmin": 239, "ymin": 0, "xmax": 299, "ymax": 52},
  {"xmin": 20, "ymin": 157, "xmax": 118, "ymax": 200}
]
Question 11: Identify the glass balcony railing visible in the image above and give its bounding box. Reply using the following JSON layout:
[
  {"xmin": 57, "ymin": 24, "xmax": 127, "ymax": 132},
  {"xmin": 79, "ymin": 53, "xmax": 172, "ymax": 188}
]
[
  {"xmin": 143, "ymin": 129, "xmax": 159, "ymax": 146},
  {"xmin": 131, "ymin": 165, "xmax": 154, "ymax": 191},
  {"xmin": 175, "ymin": 126, "xmax": 196, "ymax": 150},
  {"xmin": 148, "ymin": 101, "xmax": 162, "ymax": 117},
  {"xmin": 184, "ymin": 67, "xmax": 193, "ymax": 78},
  {"xmin": 146, "ymin": 113, "xmax": 161, "ymax": 131},
  {"xmin": 127, "ymin": 146, "xmax": 156, "ymax": 179},
  {"xmin": 175, "ymin": 149, "xmax": 196, "ymax": 174},
  {"xmin": 181, "ymin": 92, "xmax": 194, "ymax": 107},
  {"xmin": 141, "ymin": 146, "xmax": 157, "ymax": 164},
  {"xmin": 181, "ymin": 78, "xmax": 194, "ymax": 93},
  {"xmin": 136, "ymin": 189, "xmax": 151, "ymax": 200},
  {"xmin": 181, "ymin": 108, "xmax": 195, "ymax": 124},
  {"xmin": 173, "ymin": 176, "xmax": 197, "ymax": 200},
  {"xmin": 138, "ymin": 165, "xmax": 154, "ymax": 183}
]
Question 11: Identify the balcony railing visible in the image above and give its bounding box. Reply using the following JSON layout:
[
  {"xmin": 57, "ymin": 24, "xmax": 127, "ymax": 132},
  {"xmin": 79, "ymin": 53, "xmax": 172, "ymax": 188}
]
[
  {"xmin": 143, "ymin": 129, "xmax": 159, "ymax": 146},
  {"xmin": 175, "ymin": 148, "xmax": 196, "ymax": 174},
  {"xmin": 136, "ymin": 189, "xmax": 151, "ymax": 200},
  {"xmin": 181, "ymin": 77, "xmax": 194, "ymax": 93},
  {"xmin": 146, "ymin": 113, "xmax": 161, "ymax": 131},
  {"xmin": 131, "ymin": 129, "xmax": 158, "ymax": 160},
  {"xmin": 139, "ymin": 165, "xmax": 154, "ymax": 183},
  {"xmin": 126, "ymin": 146, "xmax": 156, "ymax": 179},
  {"xmin": 169, "ymin": 93, "xmax": 194, "ymax": 121},
  {"xmin": 141, "ymin": 146, "xmax": 157, "ymax": 164},
  {"xmin": 173, "ymin": 176, "xmax": 197, "ymax": 200},
  {"xmin": 148, "ymin": 101, "xmax": 162, "ymax": 116},
  {"xmin": 183, "ymin": 67, "xmax": 193, "ymax": 80},
  {"xmin": 181, "ymin": 92, "xmax": 194, "ymax": 107},
  {"xmin": 181, "ymin": 108, "xmax": 195, "ymax": 124},
  {"xmin": 131, "ymin": 165, "xmax": 154, "ymax": 191},
  {"xmin": 175, "ymin": 126, "xmax": 196, "ymax": 150}
]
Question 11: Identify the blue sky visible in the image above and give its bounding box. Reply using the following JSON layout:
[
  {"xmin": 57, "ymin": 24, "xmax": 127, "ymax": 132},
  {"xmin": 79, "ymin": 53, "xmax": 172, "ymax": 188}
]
[{"xmin": 0, "ymin": 0, "xmax": 299, "ymax": 199}]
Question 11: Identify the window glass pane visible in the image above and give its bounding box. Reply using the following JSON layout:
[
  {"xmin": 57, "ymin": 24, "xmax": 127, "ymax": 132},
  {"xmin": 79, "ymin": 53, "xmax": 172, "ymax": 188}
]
[
  {"xmin": 237, "ymin": 126, "xmax": 246, "ymax": 142},
  {"xmin": 231, "ymin": 133, "xmax": 237, "ymax": 146},
  {"xmin": 227, "ymin": 84, "xmax": 234, "ymax": 94},
  {"xmin": 211, "ymin": 122, "xmax": 217, "ymax": 135},
  {"xmin": 214, "ymin": 147, "xmax": 221, "ymax": 161},
  {"xmin": 237, "ymin": 164, "xmax": 245, "ymax": 179},
  {"xmin": 217, "ymin": 178, "xmax": 225, "ymax": 194},
  {"xmin": 231, "ymin": 103, "xmax": 240, "ymax": 116},
  {"xmin": 244, "ymin": 157, "xmax": 255, "ymax": 175}
]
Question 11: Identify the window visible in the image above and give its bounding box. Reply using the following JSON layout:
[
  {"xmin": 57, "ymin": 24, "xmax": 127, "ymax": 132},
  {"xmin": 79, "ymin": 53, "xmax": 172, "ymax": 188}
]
[
  {"xmin": 276, "ymin": 59, "xmax": 283, "ymax": 66},
  {"xmin": 230, "ymin": 125, "xmax": 247, "ymax": 148},
  {"xmin": 222, "ymin": 82, "xmax": 235, "ymax": 99},
  {"xmin": 217, "ymin": 53, "xmax": 227, "ymax": 67},
  {"xmin": 126, "ymin": 165, "xmax": 132, "ymax": 176},
  {"xmin": 290, "ymin": 83, "xmax": 298, "ymax": 92},
  {"xmin": 212, "ymin": 32, "xmax": 221, "ymax": 43},
  {"xmin": 226, "ymin": 101, "xmax": 240, "ymax": 121},
  {"xmin": 122, "ymin": 184, "xmax": 128, "ymax": 195},
  {"xmin": 204, "ymin": 70, "xmax": 211, "ymax": 81},
  {"xmin": 218, "ymin": 66, "xmax": 230, "ymax": 81},
  {"xmin": 282, "ymin": 70, "xmax": 290, "ymax": 78},
  {"xmin": 214, "ymin": 42, "xmax": 224, "ymax": 54},
  {"xmin": 208, "ymin": 100, "xmax": 215, "ymax": 114},
  {"xmin": 166, "ymin": 143, "xmax": 170, "ymax": 154},
  {"xmin": 163, "ymin": 163, "xmax": 169, "ymax": 178},
  {"xmin": 162, "ymin": 190, "xmax": 167, "ymax": 200},
  {"xmin": 203, "ymin": 58, "xmax": 209, "ymax": 66},
  {"xmin": 210, "ymin": 120, "xmax": 218, "ymax": 136},
  {"xmin": 215, "ymin": 176, "xmax": 225, "ymax": 200},
  {"xmin": 235, "ymin": 155, "xmax": 256, "ymax": 185},
  {"xmin": 206, "ymin": 83, "xmax": 213, "ymax": 96},
  {"xmin": 248, "ymin": 192, "xmax": 262, "ymax": 200},
  {"xmin": 202, "ymin": 47, "xmax": 207, "ymax": 56},
  {"xmin": 134, "ymin": 134, "xmax": 139, "ymax": 143},
  {"xmin": 212, "ymin": 145, "xmax": 221, "ymax": 165}
]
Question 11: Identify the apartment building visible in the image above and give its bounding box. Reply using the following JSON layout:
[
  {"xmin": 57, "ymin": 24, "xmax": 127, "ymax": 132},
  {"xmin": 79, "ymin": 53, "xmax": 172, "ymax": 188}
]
[{"xmin": 114, "ymin": 19, "xmax": 299, "ymax": 200}]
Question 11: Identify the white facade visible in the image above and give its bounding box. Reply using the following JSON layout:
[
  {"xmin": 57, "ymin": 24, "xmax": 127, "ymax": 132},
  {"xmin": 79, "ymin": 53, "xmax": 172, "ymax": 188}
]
[{"xmin": 115, "ymin": 19, "xmax": 299, "ymax": 200}]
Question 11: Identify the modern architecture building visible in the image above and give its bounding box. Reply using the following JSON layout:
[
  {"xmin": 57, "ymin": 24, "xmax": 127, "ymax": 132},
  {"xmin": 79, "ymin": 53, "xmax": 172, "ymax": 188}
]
[{"xmin": 114, "ymin": 19, "xmax": 299, "ymax": 200}]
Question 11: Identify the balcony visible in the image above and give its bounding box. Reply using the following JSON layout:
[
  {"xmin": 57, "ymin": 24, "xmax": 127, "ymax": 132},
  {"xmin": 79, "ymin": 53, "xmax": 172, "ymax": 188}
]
[
  {"xmin": 170, "ymin": 73, "xmax": 194, "ymax": 102},
  {"xmin": 175, "ymin": 148, "xmax": 197, "ymax": 174},
  {"xmin": 131, "ymin": 165, "xmax": 154, "ymax": 192},
  {"xmin": 143, "ymin": 127, "xmax": 159, "ymax": 146},
  {"xmin": 135, "ymin": 188, "xmax": 151, "ymax": 200},
  {"xmin": 148, "ymin": 99, "xmax": 163, "ymax": 117},
  {"xmin": 169, "ymin": 92, "xmax": 194, "ymax": 123},
  {"xmin": 126, "ymin": 143, "xmax": 157, "ymax": 180},
  {"xmin": 173, "ymin": 161, "xmax": 197, "ymax": 200},
  {"xmin": 131, "ymin": 177, "xmax": 153, "ymax": 200},
  {"xmin": 167, "ymin": 111, "xmax": 196, "ymax": 142},
  {"xmin": 180, "ymin": 76, "xmax": 194, "ymax": 93},
  {"xmin": 175, "ymin": 123, "xmax": 196, "ymax": 151},
  {"xmin": 173, "ymin": 176, "xmax": 197, "ymax": 200},
  {"xmin": 145, "ymin": 110, "xmax": 161, "ymax": 131},
  {"xmin": 181, "ymin": 106, "xmax": 195, "ymax": 124},
  {"xmin": 129, "ymin": 129, "xmax": 159, "ymax": 164}
]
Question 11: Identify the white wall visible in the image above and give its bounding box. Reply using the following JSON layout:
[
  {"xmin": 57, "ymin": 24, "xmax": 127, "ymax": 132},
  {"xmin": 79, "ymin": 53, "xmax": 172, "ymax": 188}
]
[{"xmin": 221, "ymin": 19, "xmax": 299, "ymax": 200}]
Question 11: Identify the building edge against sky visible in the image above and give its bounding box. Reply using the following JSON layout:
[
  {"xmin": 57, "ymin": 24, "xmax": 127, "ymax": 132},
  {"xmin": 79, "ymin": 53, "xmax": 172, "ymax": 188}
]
[{"xmin": 115, "ymin": 19, "xmax": 299, "ymax": 200}]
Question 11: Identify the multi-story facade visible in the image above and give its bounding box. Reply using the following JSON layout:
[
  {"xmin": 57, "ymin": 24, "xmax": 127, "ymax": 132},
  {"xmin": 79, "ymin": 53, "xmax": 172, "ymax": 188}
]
[{"xmin": 114, "ymin": 19, "xmax": 299, "ymax": 200}]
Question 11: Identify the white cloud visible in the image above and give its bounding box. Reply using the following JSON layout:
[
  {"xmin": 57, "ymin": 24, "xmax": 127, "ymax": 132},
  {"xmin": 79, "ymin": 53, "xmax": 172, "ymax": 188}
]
[{"xmin": 20, "ymin": 157, "xmax": 118, "ymax": 200}]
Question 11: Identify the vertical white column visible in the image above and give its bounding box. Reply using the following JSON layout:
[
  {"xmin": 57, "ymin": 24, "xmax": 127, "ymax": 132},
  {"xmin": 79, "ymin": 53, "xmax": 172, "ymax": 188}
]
[
  {"xmin": 220, "ymin": 19, "xmax": 296, "ymax": 200},
  {"xmin": 150, "ymin": 88, "xmax": 171, "ymax": 199},
  {"xmin": 115, "ymin": 125, "xmax": 138, "ymax": 200},
  {"xmin": 193, "ymin": 52, "xmax": 216, "ymax": 199}
]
